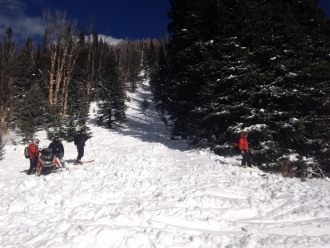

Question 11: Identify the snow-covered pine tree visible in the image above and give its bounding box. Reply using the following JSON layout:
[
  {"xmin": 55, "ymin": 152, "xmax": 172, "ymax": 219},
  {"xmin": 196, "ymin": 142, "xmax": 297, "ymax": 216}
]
[
  {"xmin": 12, "ymin": 37, "xmax": 49, "ymax": 144},
  {"xmin": 127, "ymin": 48, "xmax": 142, "ymax": 93},
  {"xmin": 61, "ymin": 115, "xmax": 78, "ymax": 142},
  {"xmin": 164, "ymin": 0, "xmax": 330, "ymax": 175},
  {"xmin": 15, "ymin": 83, "xmax": 48, "ymax": 143},
  {"xmin": 166, "ymin": 0, "xmax": 244, "ymax": 140},
  {"xmin": 145, "ymin": 39, "xmax": 158, "ymax": 77},
  {"xmin": 63, "ymin": 29, "xmax": 90, "ymax": 141},
  {"xmin": 228, "ymin": 0, "xmax": 330, "ymax": 170},
  {"xmin": 149, "ymin": 39, "xmax": 170, "ymax": 124}
]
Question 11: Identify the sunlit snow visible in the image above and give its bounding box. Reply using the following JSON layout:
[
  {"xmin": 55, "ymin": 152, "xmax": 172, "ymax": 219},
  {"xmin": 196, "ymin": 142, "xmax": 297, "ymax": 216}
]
[{"xmin": 0, "ymin": 77, "xmax": 330, "ymax": 247}]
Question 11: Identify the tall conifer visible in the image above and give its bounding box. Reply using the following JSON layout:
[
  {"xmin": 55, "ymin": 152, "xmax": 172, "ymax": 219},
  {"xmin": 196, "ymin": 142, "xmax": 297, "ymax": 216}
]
[
  {"xmin": 97, "ymin": 50, "xmax": 126, "ymax": 128},
  {"xmin": 164, "ymin": 0, "xmax": 330, "ymax": 172}
]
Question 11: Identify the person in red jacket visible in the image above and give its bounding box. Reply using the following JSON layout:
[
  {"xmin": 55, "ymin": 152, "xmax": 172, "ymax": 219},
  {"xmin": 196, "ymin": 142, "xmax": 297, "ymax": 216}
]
[
  {"xmin": 238, "ymin": 132, "xmax": 252, "ymax": 168},
  {"xmin": 28, "ymin": 138, "xmax": 40, "ymax": 175}
]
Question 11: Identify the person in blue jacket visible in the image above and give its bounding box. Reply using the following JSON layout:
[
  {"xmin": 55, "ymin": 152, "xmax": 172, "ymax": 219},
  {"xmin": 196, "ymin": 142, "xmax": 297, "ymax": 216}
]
[
  {"xmin": 74, "ymin": 129, "xmax": 90, "ymax": 163},
  {"xmin": 48, "ymin": 135, "xmax": 65, "ymax": 167}
]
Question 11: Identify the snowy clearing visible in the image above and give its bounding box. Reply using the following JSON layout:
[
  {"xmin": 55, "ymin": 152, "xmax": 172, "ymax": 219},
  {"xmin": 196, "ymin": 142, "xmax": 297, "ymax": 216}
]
[{"xmin": 0, "ymin": 80, "xmax": 330, "ymax": 247}]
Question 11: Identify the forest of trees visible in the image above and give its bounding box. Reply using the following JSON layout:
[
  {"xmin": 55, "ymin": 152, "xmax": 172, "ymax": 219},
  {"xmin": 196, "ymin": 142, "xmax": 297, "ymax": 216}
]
[
  {"xmin": 0, "ymin": 9, "xmax": 161, "ymax": 158},
  {"xmin": 149, "ymin": 0, "xmax": 330, "ymax": 176},
  {"xmin": 1, "ymin": 0, "xmax": 330, "ymax": 177}
]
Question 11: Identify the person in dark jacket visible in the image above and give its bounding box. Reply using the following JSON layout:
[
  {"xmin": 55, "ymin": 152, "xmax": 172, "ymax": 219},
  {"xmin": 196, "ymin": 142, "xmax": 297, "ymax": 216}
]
[
  {"xmin": 48, "ymin": 135, "xmax": 65, "ymax": 167},
  {"xmin": 74, "ymin": 129, "xmax": 90, "ymax": 163},
  {"xmin": 28, "ymin": 138, "xmax": 40, "ymax": 175},
  {"xmin": 238, "ymin": 132, "xmax": 252, "ymax": 168}
]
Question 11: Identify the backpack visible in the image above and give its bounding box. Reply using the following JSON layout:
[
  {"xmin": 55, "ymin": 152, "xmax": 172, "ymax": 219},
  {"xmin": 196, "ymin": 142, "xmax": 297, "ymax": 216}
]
[
  {"xmin": 40, "ymin": 147, "xmax": 53, "ymax": 161},
  {"xmin": 24, "ymin": 145, "xmax": 30, "ymax": 159},
  {"xmin": 74, "ymin": 134, "xmax": 78, "ymax": 145}
]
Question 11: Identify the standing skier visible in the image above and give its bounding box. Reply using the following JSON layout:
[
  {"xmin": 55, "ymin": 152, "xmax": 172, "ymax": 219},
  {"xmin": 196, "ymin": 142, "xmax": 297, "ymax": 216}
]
[
  {"xmin": 238, "ymin": 132, "xmax": 252, "ymax": 168},
  {"xmin": 74, "ymin": 129, "xmax": 90, "ymax": 163},
  {"xmin": 48, "ymin": 135, "xmax": 65, "ymax": 167},
  {"xmin": 28, "ymin": 138, "xmax": 40, "ymax": 175}
]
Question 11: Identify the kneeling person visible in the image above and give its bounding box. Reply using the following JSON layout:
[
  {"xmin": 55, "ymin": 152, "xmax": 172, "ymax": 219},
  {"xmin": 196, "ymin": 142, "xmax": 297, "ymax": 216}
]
[{"xmin": 48, "ymin": 135, "xmax": 65, "ymax": 167}]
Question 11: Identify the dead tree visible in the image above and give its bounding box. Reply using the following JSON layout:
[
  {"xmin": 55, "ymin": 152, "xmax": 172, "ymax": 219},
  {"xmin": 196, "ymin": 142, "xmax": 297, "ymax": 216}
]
[
  {"xmin": 83, "ymin": 19, "xmax": 106, "ymax": 104},
  {"xmin": 117, "ymin": 40, "xmax": 143, "ymax": 93},
  {"xmin": 0, "ymin": 27, "xmax": 16, "ymax": 143},
  {"xmin": 281, "ymin": 160, "xmax": 293, "ymax": 178},
  {"xmin": 43, "ymin": 10, "xmax": 79, "ymax": 114}
]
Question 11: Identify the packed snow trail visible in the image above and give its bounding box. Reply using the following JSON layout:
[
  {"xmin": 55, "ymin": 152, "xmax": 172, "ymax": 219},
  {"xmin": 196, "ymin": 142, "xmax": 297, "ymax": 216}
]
[{"xmin": 0, "ymin": 78, "xmax": 330, "ymax": 247}]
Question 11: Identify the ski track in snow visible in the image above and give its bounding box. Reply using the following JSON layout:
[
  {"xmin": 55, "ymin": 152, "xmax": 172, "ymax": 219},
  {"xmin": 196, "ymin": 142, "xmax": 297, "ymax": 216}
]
[{"xmin": 1, "ymin": 78, "xmax": 330, "ymax": 247}]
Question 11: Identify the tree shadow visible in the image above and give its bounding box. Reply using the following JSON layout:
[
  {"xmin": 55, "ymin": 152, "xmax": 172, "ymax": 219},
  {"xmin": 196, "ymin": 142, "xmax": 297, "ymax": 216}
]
[{"xmin": 88, "ymin": 83, "xmax": 189, "ymax": 152}]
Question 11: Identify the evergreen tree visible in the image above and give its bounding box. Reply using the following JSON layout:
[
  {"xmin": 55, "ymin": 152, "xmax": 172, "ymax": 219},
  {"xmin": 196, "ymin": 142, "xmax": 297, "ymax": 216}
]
[
  {"xmin": 145, "ymin": 39, "xmax": 157, "ymax": 76},
  {"xmin": 97, "ymin": 50, "xmax": 127, "ymax": 128},
  {"xmin": 13, "ymin": 35, "xmax": 48, "ymax": 143},
  {"xmin": 164, "ymin": 0, "xmax": 330, "ymax": 174},
  {"xmin": 127, "ymin": 48, "xmax": 142, "ymax": 92},
  {"xmin": 15, "ymin": 83, "xmax": 48, "ymax": 143},
  {"xmin": 65, "ymin": 29, "xmax": 90, "ymax": 139},
  {"xmin": 166, "ymin": 0, "xmax": 239, "ymax": 139},
  {"xmin": 149, "ymin": 40, "xmax": 170, "ymax": 124},
  {"xmin": 67, "ymin": 78, "xmax": 89, "ymax": 132}
]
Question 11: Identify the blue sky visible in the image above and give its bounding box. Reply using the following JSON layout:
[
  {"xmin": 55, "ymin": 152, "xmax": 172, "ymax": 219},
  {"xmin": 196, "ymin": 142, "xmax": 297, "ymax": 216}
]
[
  {"xmin": 319, "ymin": 0, "xmax": 330, "ymax": 16},
  {"xmin": 0, "ymin": 0, "xmax": 329, "ymax": 45},
  {"xmin": 0, "ymin": 0, "xmax": 171, "ymax": 44}
]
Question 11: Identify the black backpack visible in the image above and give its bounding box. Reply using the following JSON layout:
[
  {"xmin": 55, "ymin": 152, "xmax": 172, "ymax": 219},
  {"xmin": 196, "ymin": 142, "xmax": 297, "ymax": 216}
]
[
  {"xmin": 24, "ymin": 145, "xmax": 30, "ymax": 159},
  {"xmin": 74, "ymin": 134, "xmax": 79, "ymax": 145},
  {"xmin": 40, "ymin": 147, "xmax": 53, "ymax": 161}
]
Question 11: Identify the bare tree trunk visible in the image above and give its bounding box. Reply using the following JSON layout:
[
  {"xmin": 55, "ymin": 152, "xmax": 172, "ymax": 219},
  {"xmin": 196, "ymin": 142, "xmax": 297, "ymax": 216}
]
[
  {"xmin": 48, "ymin": 44, "xmax": 56, "ymax": 104},
  {"xmin": 62, "ymin": 80, "xmax": 70, "ymax": 114},
  {"xmin": 43, "ymin": 10, "xmax": 78, "ymax": 109},
  {"xmin": 85, "ymin": 39, "xmax": 101, "ymax": 104},
  {"xmin": 0, "ymin": 28, "xmax": 16, "ymax": 139},
  {"xmin": 87, "ymin": 55, "xmax": 94, "ymax": 101},
  {"xmin": 84, "ymin": 18, "xmax": 95, "ymax": 103},
  {"xmin": 0, "ymin": 60, "xmax": 5, "ymax": 144},
  {"xmin": 4, "ymin": 77, "xmax": 13, "ymax": 135},
  {"xmin": 53, "ymin": 45, "xmax": 65, "ymax": 105},
  {"xmin": 0, "ymin": 95, "xmax": 6, "ymax": 145},
  {"xmin": 61, "ymin": 51, "xmax": 79, "ymax": 115}
]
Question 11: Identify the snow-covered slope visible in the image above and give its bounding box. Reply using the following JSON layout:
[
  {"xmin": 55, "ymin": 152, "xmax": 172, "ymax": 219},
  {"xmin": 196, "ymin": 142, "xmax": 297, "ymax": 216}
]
[{"xmin": 0, "ymin": 78, "xmax": 330, "ymax": 247}]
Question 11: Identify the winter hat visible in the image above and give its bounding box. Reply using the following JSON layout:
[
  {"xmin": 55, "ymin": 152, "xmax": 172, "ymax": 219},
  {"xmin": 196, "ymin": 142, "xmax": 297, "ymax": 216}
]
[
  {"xmin": 33, "ymin": 138, "xmax": 40, "ymax": 146},
  {"xmin": 81, "ymin": 128, "xmax": 86, "ymax": 133}
]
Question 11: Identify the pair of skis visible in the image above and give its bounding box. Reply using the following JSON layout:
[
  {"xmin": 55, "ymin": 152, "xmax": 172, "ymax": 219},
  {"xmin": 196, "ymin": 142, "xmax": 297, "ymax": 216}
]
[{"xmin": 73, "ymin": 160, "xmax": 94, "ymax": 165}]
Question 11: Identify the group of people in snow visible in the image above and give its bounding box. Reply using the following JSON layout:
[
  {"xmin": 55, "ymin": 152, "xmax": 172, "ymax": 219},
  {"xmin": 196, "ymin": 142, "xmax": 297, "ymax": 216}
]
[
  {"xmin": 28, "ymin": 128, "xmax": 250, "ymax": 175},
  {"xmin": 27, "ymin": 129, "xmax": 91, "ymax": 175}
]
